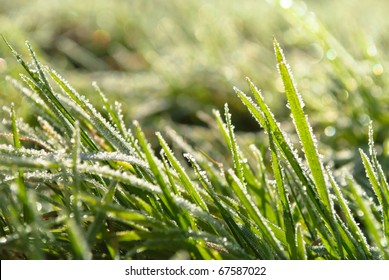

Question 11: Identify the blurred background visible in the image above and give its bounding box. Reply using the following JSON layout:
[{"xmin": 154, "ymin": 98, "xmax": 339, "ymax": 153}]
[{"xmin": 1, "ymin": 0, "xmax": 389, "ymax": 175}]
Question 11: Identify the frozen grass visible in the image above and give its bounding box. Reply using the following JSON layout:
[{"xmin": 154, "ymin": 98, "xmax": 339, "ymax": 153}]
[
  {"xmin": 0, "ymin": 36, "xmax": 388, "ymax": 259},
  {"xmin": 2, "ymin": 0, "xmax": 389, "ymax": 147}
]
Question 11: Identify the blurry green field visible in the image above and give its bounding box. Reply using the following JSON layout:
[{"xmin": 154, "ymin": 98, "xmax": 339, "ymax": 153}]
[{"xmin": 1, "ymin": 0, "xmax": 389, "ymax": 259}]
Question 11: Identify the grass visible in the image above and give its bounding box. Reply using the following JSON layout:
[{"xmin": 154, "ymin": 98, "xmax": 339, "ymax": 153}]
[
  {"xmin": 1, "ymin": 0, "xmax": 389, "ymax": 260},
  {"xmin": 2, "ymin": 0, "xmax": 389, "ymax": 140},
  {"xmin": 1, "ymin": 31, "xmax": 388, "ymax": 259}
]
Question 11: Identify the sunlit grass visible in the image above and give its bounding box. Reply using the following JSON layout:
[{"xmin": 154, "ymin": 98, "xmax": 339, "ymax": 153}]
[{"xmin": 0, "ymin": 35, "xmax": 388, "ymax": 259}]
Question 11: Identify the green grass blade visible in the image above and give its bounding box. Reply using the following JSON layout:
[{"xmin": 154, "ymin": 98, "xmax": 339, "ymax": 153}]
[
  {"xmin": 4, "ymin": 106, "xmax": 48, "ymax": 259},
  {"xmin": 227, "ymin": 169, "xmax": 286, "ymax": 259},
  {"xmin": 10, "ymin": 105, "xmax": 33, "ymax": 224},
  {"xmin": 5, "ymin": 76, "xmax": 54, "ymax": 121},
  {"xmin": 223, "ymin": 104, "xmax": 244, "ymax": 182},
  {"xmin": 93, "ymin": 82, "xmax": 128, "ymax": 138},
  {"xmin": 327, "ymin": 170, "xmax": 372, "ymax": 258},
  {"xmin": 25, "ymin": 42, "xmax": 75, "ymax": 137},
  {"xmin": 10, "ymin": 105, "xmax": 21, "ymax": 150},
  {"xmin": 4, "ymin": 38, "xmax": 102, "ymax": 155},
  {"xmin": 347, "ymin": 177, "xmax": 386, "ymax": 255},
  {"xmin": 274, "ymin": 38, "xmax": 344, "ymax": 257},
  {"xmin": 184, "ymin": 153, "xmax": 260, "ymax": 258},
  {"xmin": 236, "ymin": 80, "xmax": 340, "ymax": 256},
  {"xmin": 66, "ymin": 216, "xmax": 92, "ymax": 260},
  {"xmin": 273, "ymin": 38, "xmax": 332, "ymax": 215},
  {"xmin": 133, "ymin": 121, "xmax": 193, "ymax": 230},
  {"xmin": 235, "ymin": 82, "xmax": 320, "ymax": 210},
  {"xmin": 368, "ymin": 123, "xmax": 389, "ymax": 246},
  {"xmin": 70, "ymin": 122, "xmax": 83, "ymax": 227},
  {"xmin": 47, "ymin": 68, "xmax": 132, "ymax": 154},
  {"xmin": 295, "ymin": 223, "xmax": 307, "ymax": 260},
  {"xmin": 360, "ymin": 149, "xmax": 389, "ymax": 248},
  {"xmin": 156, "ymin": 132, "xmax": 208, "ymax": 212},
  {"xmin": 159, "ymin": 150, "xmax": 198, "ymax": 230},
  {"xmin": 268, "ymin": 128, "xmax": 297, "ymax": 258},
  {"xmin": 86, "ymin": 181, "xmax": 116, "ymax": 244}
]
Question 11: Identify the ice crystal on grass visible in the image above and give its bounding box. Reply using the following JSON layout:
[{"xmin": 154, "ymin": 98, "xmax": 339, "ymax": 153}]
[
  {"xmin": 79, "ymin": 163, "xmax": 162, "ymax": 194},
  {"xmin": 81, "ymin": 151, "xmax": 148, "ymax": 169},
  {"xmin": 172, "ymin": 195, "xmax": 229, "ymax": 237},
  {"xmin": 48, "ymin": 68, "xmax": 133, "ymax": 154}
]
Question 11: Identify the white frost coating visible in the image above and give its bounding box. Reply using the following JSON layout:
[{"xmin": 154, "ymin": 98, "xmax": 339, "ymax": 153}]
[
  {"xmin": 172, "ymin": 195, "xmax": 229, "ymax": 236},
  {"xmin": 242, "ymin": 78, "xmax": 308, "ymax": 180},
  {"xmin": 7, "ymin": 76, "xmax": 46, "ymax": 108},
  {"xmin": 167, "ymin": 127, "xmax": 199, "ymax": 161},
  {"xmin": 2, "ymin": 105, "xmax": 11, "ymax": 114},
  {"xmin": 0, "ymin": 144, "xmax": 53, "ymax": 159},
  {"xmin": 24, "ymin": 170, "xmax": 59, "ymax": 182},
  {"xmin": 163, "ymin": 150, "xmax": 208, "ymax": 209},
  {"xmin": 275, "ymin": 42, "xmax": 305, "ymax": 111},
  {"xmin": 79, "ymin": 163, "xmax": 162, "ymax": 194},
  {"xmin": 93, "ymin": 81, "xmax": 108, "ymax": 103},
  {"xmin": 160, "ymin": 149, "xmax": 179, "ymax": 178},
  {"xmin": 81, "ymin": 151, "xmax": 148, "ymax": 169},
  {"xmin": 223, "ymin": 104, "xmax": 245, "ymax": 182},
  {"xmin": 235, "ymin": 89, "xmax": 263, "ymax": 116},
  {"xmin": 158, "ymin": 132, "xmax": 198, "ymax": 187},
  {"xmin": 368, "ymin": 120, "xmax": 377, "ymax": 158},
  {"xmin": 94, "ymin": 82, "xmax": 126, "ymax": 136},
  {"xmin": 183, "ymin": 153, "xmax": 211, "ymax": 186},
  {"xmin": 37, "ymin": 116, "xmax": 66, "ymax": 148},
  {"xmin": 49, "ymin": 69, "xmax": 133, "ymax": 154},
  {"xmin": 227, "ymin": 168, "xmax": 248, "ymax": 194},
  {"xmin": 115, "ymin": 101, "xmax": 127, "ymax": 136}
]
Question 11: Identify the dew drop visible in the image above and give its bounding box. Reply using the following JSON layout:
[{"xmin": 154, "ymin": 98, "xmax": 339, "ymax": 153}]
[
  {"xmin": 326, "ymin": 49, "xmax": 337, "ymax": 60},
  {"xmin": 372, "ymin": 64, "xmax": 383, "ymax": 76},
  {"xmin": 36, "ymin": 202, "xmax": 42, "ymax": 211},
  {"xmin": 280, "ymin": 0, "xmax": 293, "ymax": 9},
  {"xmin": 367, "ymin": 44, "xmax": 377, "ymax": 57},
  {"xmin": 324, "ymin": 126, "xmax": 336, "ymax": 137}
]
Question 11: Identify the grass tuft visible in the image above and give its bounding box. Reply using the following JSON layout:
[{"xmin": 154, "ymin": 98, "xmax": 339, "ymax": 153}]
[{"xmin": 1, "ymin": 37, "xmax": 388, "ymax": 260}]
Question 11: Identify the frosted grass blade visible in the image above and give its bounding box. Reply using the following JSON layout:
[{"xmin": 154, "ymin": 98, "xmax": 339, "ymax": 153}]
[
  {"xmin": 156, "ymin": 132, "xmax": 208, "ymax": 212},
  {"xmin": 10, "ymin": 105, "xmax": 31, "ymax": 223},
  {"xmin": 223, "ymin": 104, "xmax": 244, "ymax": 182},
  {"xmin": 367, "ymin": 123, "xmax": 389, "ymax": 246},
  {"xmin": 295, "ymin": 223, "xmax": 307, "ymax": 260},
  {"xmin": 235, "ymin": 82, "xmax": 310, "ymax": 187},
  {"xmin": 273, "ymin": 38, "xmax": 344, "ymax": 257},
  {"xmin": 185, "ymin": 153, "xmax": 262, "ymax": 258},
  {"xmin": 236, "ymin": 80, "xmax": 340, "ymax": 256},
  {"xmin": 93, "ymin": 82, "xmax": 128, "ymax": 138},
  {"xmin": 227, "ymin": 169, "xmax": 286, "ymax": 259},
  {"xmin": 268, "ymin": 126, "xmax": 297, "ymax": 258},
  {"xmin": 327, "ymin": 170, "xmax": 372, "ymax": 258},
  {"xmin": 133, "ymin": 121, "xmax": 193, "ymax": 230},
  {"xmin": 273, "ymin": 38, "xmax": 332, "ymax": 215},
  {"xmin": 347, "ymin": 177, "xmax": 385, "ymax": 254},
  {"xmin": 48, "ymin": 68, "xmax": 132, "ymax": 154},
  {"xmin": 360, "ymin": 149, "xmax": 389, "ymax": 248}
]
